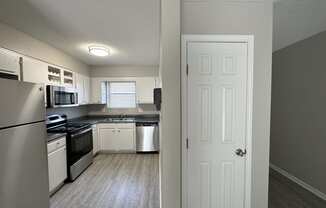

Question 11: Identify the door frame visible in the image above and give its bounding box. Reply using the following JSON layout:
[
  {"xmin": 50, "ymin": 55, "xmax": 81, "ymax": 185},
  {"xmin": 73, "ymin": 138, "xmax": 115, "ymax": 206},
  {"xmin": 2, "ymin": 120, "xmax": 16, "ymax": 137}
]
[{"xmin": 181, "ymin": 35, "xmax": 254, "ymax": 208}]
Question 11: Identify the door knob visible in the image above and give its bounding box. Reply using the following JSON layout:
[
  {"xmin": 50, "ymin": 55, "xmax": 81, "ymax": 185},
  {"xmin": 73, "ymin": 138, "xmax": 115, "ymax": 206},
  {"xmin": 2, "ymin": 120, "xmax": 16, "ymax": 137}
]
[{"xmin": 235, "ymin": 148, "xmax": 247, "ymax": 157}]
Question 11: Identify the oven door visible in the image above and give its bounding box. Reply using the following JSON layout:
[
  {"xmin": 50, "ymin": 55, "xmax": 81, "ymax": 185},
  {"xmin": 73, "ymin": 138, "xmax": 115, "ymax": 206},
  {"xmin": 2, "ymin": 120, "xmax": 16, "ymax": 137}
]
[
  {"xmin": 47, "ymin": 85, "xmax": 78, "ymax": 108},
  {"xmin": 68, "ymin": 128, "xmax": 93, "ymax": 165}
]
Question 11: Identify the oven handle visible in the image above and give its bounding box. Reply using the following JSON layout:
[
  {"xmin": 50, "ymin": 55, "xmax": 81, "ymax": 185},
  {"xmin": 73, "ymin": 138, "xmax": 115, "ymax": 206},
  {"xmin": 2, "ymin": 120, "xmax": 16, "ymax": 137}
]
[{"xmin": 70, "ymin": 128, "xmax": 92, "ymax": 138}]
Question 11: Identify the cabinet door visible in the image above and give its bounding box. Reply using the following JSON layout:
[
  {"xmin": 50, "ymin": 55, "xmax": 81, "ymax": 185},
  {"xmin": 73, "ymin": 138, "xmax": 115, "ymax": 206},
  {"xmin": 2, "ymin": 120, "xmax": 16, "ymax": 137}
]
[
  {"xmin": 136, "ymin": 77, "xmax": 155, "ymax": 104},
  {"xmin": 116, "ymin": 128, "xmax": 135, "ymax": 150},
  {"xmin": 90, "ymin": 78, "xmax": 107, "ymax": 104},
  {"xmin": 0, "ymin": 48, "xmax": 20, "ymax": 74},
  {"xmin": 99, "ymin": 127, "xmax": 116, "ymax": 151},
  {"xmin": 22, "ymin": 57, "xmax": 48, "ymax": 84},
  {"xmin": 92, "ymin": 125, "xmax": 98, "ymax": 154},
  {"xmin": 83, "ymin": 76, "xmax": 90, "ymax": 104},
  {"xmin": 75, "ymin": 73, "xmax": 84, "ymax": 105},
  {"xmin": 48, "ymin": 146, "xmax": 67, "ymax": 192}
]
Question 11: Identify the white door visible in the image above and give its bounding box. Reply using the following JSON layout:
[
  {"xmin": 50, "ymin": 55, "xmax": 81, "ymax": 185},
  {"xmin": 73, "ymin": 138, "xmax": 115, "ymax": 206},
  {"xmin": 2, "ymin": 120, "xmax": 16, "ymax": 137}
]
[
  {"xmin": 48, "ymin": 146, "xmax": 67, "ymax": 192},
  {"xmin": 116, "ymin": 128, "xmax": 134, "ymax": 150},
  {"xmin": 84, "ymin": 76, "xmax": 91, "ymax": 104},
  {"xmin": 75, "ymin": 73, "xmax": 84, "ymax": 105},
  {"xmin": 186, "ymin": 41, "xmax": 250, "ymax": 208},
  {"xmin": 92, "ymin": 125, "xmax": 98, "ymax": 155},
  {"xmin": 99, "ymin": 127, "xmax": 116, "ymax": 151},
  {"xmin": 136, "ymin": 77, "xmax": 155, "ymax": 104}
]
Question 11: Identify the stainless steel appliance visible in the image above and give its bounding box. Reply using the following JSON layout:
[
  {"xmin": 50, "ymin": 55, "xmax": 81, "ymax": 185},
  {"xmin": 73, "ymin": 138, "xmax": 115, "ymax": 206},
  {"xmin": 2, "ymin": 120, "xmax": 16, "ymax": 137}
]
[
  {"xmin": 0, "ymin": 78, "xmax": 49, "ymax": 208},
  {"xmin": 47, "ymin": 115, "xmax": 93, "ymax": 181},
  {"xmin": 136, "ymin": 122, "xmax": 159, "ymax": 152},
  {"xmin": 46, "ymin": 85, "xmax": 78, "ymax": 108}
]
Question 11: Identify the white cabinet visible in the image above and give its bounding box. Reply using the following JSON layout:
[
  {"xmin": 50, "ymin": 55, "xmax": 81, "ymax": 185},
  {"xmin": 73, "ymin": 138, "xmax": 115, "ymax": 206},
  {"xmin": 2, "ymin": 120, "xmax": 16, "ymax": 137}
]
[
  {"xmin": 62, "ymin": 69, "xmax": 74, "ymax": 87},
  {"xmin": 84, "ymin": 76, "xmax": 90, "ymax": 104},
  {"xmin": 0, "ymin": 48, "xmax": 20, "ymax": 75},
  {"xmin": 47, "ymin": 137, "xmax": 67, "ymax": 193},
  {"xmin": 75, "ymin": 73, "xmax": 90, "ymax": 105},
  {"xmin": 90, "ymin": 78, "xmax": 107, "ymax": 104},
  {"xmin": 92, "ymin": 125, "xmax": 100, "ymax": 155},
  {"xmin": 75, "ymin": 73, "xmax": 84, "ymax": 105},
  {"xmin": 22, "ymin": 57, "xmax": 48, "ymax": 84},
  {"xmin": 99, "ymin": 123, "xmax": 135, "ymax": 152},
  {"xmin": 136, "ymin": 77, "xmax": 156, "ymax": 104}
]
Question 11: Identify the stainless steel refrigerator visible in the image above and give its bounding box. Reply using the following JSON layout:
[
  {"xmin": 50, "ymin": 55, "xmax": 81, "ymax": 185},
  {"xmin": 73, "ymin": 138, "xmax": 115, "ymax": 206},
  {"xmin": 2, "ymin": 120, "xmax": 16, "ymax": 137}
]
[{"xmin": 0, "ymin": 78, "xmax": 49, "ymax": 208}]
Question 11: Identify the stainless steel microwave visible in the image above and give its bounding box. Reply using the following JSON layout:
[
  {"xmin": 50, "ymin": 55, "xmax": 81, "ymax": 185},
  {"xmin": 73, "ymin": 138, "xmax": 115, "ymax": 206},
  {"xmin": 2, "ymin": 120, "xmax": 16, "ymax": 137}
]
[{"xmin": 46, "ymin": 85, "xmax": 78, "ymax": 108}]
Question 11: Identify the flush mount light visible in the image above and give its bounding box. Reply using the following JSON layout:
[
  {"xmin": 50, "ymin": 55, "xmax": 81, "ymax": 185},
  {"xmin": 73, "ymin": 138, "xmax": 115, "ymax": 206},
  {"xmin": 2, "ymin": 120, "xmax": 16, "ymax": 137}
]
[{"xmin": 88, "ymin": 46, "xmax": 110, "ymax": 57}]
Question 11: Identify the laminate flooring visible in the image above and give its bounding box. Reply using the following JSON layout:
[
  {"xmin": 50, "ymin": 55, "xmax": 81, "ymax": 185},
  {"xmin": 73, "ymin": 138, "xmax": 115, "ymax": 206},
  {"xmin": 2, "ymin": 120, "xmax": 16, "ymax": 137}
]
[
  {"xmin": 50, "ymin": 154, "xmax": 160, "ymax": 208},
  {"xmin": 269, "ymin": 168, "xmax": 326, "ymax": 208}
]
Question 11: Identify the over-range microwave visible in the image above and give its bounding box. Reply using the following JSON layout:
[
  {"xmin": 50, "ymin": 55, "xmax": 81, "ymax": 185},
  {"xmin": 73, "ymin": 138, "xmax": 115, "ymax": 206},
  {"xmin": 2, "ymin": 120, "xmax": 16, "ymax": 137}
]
[{"xmin": 46, "ymin": 85, "xmax": 78, "ymax": 108}]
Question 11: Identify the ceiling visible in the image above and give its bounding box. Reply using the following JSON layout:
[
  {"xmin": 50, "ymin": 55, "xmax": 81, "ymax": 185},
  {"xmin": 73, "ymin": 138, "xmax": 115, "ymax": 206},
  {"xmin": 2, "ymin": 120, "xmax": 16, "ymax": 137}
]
[
  {"xmin": 273, "ymin": 0, "xmax": 326, "ymax": 52},
  {"xmin": 0, "ymin": 0, "xmax": 160, "ymax": 66}
]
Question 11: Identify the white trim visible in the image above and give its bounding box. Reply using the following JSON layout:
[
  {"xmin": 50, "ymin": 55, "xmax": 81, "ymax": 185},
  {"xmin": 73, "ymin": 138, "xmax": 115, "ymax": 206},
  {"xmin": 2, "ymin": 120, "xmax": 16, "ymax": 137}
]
[
  {"xmin": 181, "ymin": 34, "xmax": 254, "ymax": 208},
  {"xmin": 270, "ymin": 163, "xmax": 326, "ymax": 201}
]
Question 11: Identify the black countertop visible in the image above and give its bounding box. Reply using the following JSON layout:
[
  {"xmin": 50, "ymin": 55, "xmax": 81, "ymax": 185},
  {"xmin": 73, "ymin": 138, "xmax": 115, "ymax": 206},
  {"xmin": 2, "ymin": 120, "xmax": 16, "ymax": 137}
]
[
  {"xmin": 68, "ymin": 115, "xmax": 160, "ymax": 125},
  {"xmin": 47, "ymin": 115, "xmax": 159, "ymax": 141}
]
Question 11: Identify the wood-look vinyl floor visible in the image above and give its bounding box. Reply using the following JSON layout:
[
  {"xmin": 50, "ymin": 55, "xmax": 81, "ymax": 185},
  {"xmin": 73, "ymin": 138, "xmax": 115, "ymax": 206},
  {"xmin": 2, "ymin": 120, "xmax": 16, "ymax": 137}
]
[
  {"xmin": 269, "ymin": 168, "xmax": 326, "ymax": 208},
  {"xmin": 50, "ymin": 154, "xmax": 160, "ymax": 208}
]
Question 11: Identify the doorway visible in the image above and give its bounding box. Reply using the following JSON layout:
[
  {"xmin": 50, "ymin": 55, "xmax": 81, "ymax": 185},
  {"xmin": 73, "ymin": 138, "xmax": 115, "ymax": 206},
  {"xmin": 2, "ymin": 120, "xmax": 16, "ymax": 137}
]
[{"xmin": 182, "ymin": 35, "xmax": 254, "ymax": 208}]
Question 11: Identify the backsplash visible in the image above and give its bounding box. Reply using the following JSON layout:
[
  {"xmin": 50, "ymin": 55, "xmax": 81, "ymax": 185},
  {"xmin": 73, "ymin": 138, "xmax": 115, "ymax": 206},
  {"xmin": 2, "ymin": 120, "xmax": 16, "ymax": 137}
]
[
  {"xmin": 46, "ymin": 105, "xmax": 89, "ymax": 118},
  {"xmin": 88, "ymin": 104, "xmax": 159, "ymax": 116}
]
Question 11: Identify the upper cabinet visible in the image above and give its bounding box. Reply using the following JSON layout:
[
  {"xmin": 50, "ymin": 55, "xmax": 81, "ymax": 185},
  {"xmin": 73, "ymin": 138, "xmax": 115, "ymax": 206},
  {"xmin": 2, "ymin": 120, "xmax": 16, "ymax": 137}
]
[
  {"xmin": 0, "ymin": 48, "xmax": 20, "ymax": 77},
  {"xmin": 75, "ymin": 73, "xmax": 90, "ymax": 105},
  {"xmin": 47, "ymin": 65, "xmax": 75, "ymax": 87},
  {"xmin": 62, "ymin": 70, "xmax": 74, "ymax": 87},
  {"xmin": 90, "ymin": 78, "xmax": 107, "ymax": 104},
  {"xmin": 22, "ymin": 57, "xmax": 48, "ymax": 84},
  {"xmin": 136, "ymin": 77, "xmax": 156, "ymax": 104}
]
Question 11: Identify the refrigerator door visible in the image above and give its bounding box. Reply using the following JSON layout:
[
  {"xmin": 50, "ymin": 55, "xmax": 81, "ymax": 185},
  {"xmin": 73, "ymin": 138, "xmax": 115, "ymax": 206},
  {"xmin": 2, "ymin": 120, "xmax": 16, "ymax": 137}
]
[
  {"xmin": 0, "ymin": 79, "xmax": 45, "ymax": 129},
  {"xmin": 0, "ymin": 122, "xmax": 49, "ymax": 208}
]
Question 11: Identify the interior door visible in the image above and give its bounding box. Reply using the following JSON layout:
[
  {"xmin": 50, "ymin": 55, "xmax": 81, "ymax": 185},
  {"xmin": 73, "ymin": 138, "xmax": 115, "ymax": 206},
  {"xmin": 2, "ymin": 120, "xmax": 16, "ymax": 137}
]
[{"xmin": 186, "ymin": 41, "xmax": 249, "ymax": 208}]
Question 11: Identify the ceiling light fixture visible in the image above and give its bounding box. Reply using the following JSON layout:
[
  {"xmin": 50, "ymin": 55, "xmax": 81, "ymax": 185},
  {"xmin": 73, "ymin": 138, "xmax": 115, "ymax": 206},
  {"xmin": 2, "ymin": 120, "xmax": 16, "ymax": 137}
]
[{"xmin": 88, "ymin": 46, "xmax": 110, "ymax": 57}]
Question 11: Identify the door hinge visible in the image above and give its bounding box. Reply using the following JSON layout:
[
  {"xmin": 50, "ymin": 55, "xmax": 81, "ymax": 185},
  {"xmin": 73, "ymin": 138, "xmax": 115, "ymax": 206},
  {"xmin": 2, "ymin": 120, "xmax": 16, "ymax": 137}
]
[
  {"xmin": 186, "ymin": 64, "xmax": 189, "ymax": 76},
  {"xmin": 186, "ymin": 138, "xmax": 189, "ymax": 149}
]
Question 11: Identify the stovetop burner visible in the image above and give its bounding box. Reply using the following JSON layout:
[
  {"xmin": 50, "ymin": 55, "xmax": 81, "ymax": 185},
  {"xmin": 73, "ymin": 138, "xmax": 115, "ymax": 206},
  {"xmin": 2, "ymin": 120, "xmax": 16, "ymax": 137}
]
[
  {"xmin": 46, "ymin": 115, "xmax": 91, "ymax": 134},
  {"xmin": 48, "ymin": 123, "xmax": 90, "ymax": 133}
]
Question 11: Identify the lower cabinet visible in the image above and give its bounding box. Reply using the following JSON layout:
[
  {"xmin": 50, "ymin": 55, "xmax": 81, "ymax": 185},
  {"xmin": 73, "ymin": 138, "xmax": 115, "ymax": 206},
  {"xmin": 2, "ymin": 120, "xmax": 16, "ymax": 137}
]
[
  {"xmin": 92, "ymin": 125, "xmax": 99, "ymax": 155},
  {"xmin": 98, "ymin": 123, "xmax": 135, "ymax": 152},
  {"xmin": 47, "ymin": 137, "xmax": 67, "ymax": 193}
]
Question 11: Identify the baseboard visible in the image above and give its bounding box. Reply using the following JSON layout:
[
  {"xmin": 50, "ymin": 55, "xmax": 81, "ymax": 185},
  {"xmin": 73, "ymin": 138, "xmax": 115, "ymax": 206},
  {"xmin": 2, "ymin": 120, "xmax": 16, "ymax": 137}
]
[{"xmin": 270, "ymin": 163, "xmax": 326, "ymax": 201}]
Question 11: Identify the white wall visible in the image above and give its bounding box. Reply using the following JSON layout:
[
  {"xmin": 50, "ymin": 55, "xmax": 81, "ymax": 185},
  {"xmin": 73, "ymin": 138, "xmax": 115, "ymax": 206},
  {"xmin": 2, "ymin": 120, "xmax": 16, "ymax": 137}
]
[
  {"xmin": 90, "ymin": 65, "xmax": 159, "ymax": 77},
  {"xmin": 160, "ymin": 0, "xmax": 181, "ymax": 207},
  {"xmin": 182, "ymin": 0, "xmax": 273, "ymax": 207},
  {"xmin": 0, "ymin": 21, "xmax": 89, "ymax": 76},
  {"xmin": 0, "ymin": 21, "xmax": 91, "ymax": 118}
]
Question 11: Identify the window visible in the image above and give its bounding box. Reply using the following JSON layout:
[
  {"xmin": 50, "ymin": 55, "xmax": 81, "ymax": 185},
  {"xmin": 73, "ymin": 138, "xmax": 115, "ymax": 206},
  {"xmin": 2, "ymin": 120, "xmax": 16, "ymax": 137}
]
[{"xmin": 107, "ymin": 81, "xmax": 136, "ymax": 108}]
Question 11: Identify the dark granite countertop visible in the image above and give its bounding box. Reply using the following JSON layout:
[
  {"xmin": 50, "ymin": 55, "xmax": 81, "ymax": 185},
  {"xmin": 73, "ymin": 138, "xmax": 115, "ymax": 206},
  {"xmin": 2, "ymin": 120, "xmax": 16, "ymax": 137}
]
[
  {"xmin": 68, "ymin": 115, "xmax": 160, "ymax": 125},
  {"xmin": 47, "ymin": 133, "xmax": 67, "ymax": 143}
]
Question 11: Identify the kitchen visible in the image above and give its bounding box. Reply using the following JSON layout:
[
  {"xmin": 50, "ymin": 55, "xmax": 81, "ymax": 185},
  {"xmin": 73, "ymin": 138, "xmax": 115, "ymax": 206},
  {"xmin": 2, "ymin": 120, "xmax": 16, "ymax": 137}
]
[{"xmin": 0, "ymin": 0, "xmax": 160, "ymax": 208}]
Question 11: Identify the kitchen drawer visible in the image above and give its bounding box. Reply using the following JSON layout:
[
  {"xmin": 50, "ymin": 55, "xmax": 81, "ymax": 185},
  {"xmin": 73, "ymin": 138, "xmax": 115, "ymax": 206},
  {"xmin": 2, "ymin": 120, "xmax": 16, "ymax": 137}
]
[
  {"xmin": 114, "ymin": 123, "xmax": 135, "ymax": 129},
  {"xmin": 47, "ymin": 137, "xmax": 66, "ymax": 154}
]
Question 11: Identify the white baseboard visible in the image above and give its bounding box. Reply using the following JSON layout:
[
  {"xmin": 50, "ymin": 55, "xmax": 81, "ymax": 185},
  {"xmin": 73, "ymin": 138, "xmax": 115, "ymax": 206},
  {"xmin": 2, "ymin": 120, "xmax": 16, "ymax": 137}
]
[{"xmin": 270, "ymin": 163, "xmax": 326, "ymax": 201}]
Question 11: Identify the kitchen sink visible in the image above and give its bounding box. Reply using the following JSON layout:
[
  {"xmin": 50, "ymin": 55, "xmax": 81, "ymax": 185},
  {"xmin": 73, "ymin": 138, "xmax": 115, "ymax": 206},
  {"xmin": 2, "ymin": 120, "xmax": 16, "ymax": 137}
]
[{"xmin": 105, "ymin": 118, "xmax": 135, "ymax": 123}]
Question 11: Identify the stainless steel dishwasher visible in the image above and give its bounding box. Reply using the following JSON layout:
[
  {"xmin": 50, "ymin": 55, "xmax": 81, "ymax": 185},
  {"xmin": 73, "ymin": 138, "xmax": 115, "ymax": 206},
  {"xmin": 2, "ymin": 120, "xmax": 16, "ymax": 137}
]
[{"xmin": 136, "ymin": 122, "xmax": 159, "ymax": 152}]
